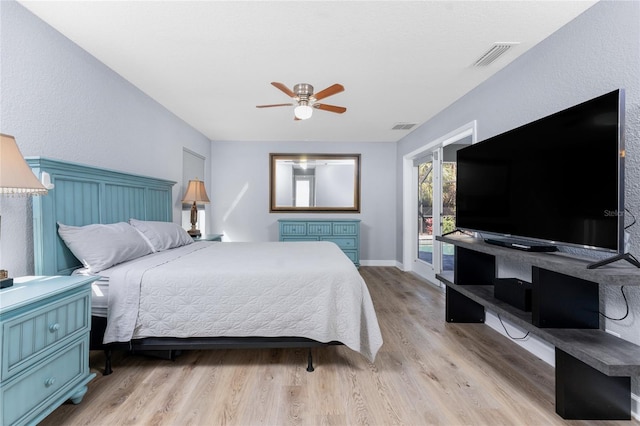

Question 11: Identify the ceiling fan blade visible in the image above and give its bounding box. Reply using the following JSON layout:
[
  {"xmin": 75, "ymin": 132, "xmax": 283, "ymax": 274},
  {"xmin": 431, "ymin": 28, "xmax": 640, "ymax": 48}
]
[
  {"xmin": 313, "ymin": 103, "xmax": 347, "ymax": 114},
  {"xmin": 271, "ymin": 82, "xmax": 296, "ymax": 98},
  {"xmin": 256, "ymin": 103, "xmax": 293, "ymax": 108},
  {"xmin": 313, "ymin": 84, "xmax": 344, "ymax": 101}
]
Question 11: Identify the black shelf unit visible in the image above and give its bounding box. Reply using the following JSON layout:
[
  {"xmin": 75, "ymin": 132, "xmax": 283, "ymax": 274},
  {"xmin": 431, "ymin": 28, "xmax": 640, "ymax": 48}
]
[{"xmin": 436, "ymin": 235, "xmax": 640, "ymax": 420}]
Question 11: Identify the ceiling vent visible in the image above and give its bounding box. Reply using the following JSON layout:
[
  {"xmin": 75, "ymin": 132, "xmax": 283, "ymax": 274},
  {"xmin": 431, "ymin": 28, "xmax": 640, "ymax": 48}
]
[
  {"xmin": 392, "ymin": 123, "xmax": 417, "ymax": 130},
  {"xmin": 473, "ymin": 42, "xmax": 519, "ymax": 67}
]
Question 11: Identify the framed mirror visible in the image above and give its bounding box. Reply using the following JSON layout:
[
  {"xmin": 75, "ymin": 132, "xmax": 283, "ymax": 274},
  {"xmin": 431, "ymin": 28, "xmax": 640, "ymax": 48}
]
[{"xmin": 270, "ymin": 153, "xmax": 361, "ymax": 212}]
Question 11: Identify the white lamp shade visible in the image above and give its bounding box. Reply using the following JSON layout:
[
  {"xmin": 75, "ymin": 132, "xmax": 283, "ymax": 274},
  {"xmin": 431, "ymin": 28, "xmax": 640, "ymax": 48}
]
[
  {"xmin": 0, "ymin": 134, "xmax": 48, "ymax": 196},
  {"xmin": 181, "ymin": 179, "xmax": 210, "ymax": 204}
]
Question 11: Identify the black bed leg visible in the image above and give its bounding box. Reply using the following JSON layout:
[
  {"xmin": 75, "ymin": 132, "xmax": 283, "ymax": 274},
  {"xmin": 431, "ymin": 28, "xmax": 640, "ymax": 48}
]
[
  {"xmin": 306, "ymin": 348, "xmax": 315, "ymax": 372},
  {"xmin": 104, "ymin": 349, "xmax": 113, "ymax": 376}
]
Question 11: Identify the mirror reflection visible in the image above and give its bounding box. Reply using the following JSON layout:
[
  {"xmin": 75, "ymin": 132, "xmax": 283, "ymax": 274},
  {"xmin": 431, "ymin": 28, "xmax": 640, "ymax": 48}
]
[{"xmin": 270, "ymin": 153, "xmax": 361, "ymax": 212}]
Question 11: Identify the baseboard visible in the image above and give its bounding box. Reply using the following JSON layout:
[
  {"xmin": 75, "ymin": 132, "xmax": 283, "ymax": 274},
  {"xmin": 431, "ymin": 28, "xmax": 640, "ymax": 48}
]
[
  {"xmin": 359, "ymin": 261, "xmax": 444, "ymax": 283},
  {"xmin": 484, "ymin": 310, "xmax": 555, "ymax": 367},
  {"xmin": 359, "ymin": 259, "xmax": 402, "ymax": 267}
]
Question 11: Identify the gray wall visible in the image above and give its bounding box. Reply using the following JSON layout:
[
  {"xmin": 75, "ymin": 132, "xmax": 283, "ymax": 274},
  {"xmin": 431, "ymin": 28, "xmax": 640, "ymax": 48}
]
[
  {"xmin": 315, "ymin": 163, "xmax": 356, "ymax": 207},
  {"xmin": 0, "ymin": 1, "xmax": 212, "ymax": 276},
  {"xmin": 210, "ymin": 140, "xmax": 396, "ymax": 264},
  {"xmin": 396, "ymin": 0, "xmax": 640, "ymax": 391}
]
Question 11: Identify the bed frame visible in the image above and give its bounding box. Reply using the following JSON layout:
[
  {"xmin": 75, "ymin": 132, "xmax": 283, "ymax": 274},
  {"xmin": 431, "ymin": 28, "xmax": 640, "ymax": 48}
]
[{"xmin": 28, "ymin": 157, "xmax": 339, "ymax": 374}]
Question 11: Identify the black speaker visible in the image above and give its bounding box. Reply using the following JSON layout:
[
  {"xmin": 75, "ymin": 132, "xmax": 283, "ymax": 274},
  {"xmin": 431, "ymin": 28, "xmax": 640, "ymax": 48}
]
[
  {"xmin": 532, "ymin": 267, "xmax": 599, "ymax": 329},
  {"xmin": 494, "ymin": 278, "xmax": 532, "ymax": 311}
]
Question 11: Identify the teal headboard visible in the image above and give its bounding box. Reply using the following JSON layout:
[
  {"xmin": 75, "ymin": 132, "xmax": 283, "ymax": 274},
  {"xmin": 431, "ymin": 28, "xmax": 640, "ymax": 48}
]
[{"xmin": 27, "ymin": 157, "xmax": 176, "ymax": 276}]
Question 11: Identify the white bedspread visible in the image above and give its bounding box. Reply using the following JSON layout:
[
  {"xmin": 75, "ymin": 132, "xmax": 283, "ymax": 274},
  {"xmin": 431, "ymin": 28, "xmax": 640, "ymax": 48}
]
[{"xmin": 102, "ymin": 241, "xmax": 382, "ymax": 362}]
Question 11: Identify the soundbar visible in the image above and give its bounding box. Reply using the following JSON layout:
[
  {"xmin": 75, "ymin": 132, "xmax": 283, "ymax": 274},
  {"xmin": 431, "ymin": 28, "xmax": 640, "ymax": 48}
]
[{"xmin": 485, "ymin": 237, "xmax": 558, "ymax": 252}]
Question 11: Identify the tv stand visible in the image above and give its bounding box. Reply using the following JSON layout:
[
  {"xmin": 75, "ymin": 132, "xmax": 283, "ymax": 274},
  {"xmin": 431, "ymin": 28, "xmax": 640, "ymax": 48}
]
[
  {"xmin": 587, "ymin": 252, "xmax": 640, "ymax": 269},
  {"xmin": 436, "ymin": 234, "xmax": 640, "ymax": 420}
]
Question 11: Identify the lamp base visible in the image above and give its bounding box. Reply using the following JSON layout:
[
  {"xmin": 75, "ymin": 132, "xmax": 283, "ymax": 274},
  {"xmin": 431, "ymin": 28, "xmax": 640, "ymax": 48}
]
[
  {"xmin": 0, "ymin": 278, "xmax": 13, "ymax": 289},
  {"xmin": 188, "ymin": 229, "xmax": 201, "ymax": 238}
]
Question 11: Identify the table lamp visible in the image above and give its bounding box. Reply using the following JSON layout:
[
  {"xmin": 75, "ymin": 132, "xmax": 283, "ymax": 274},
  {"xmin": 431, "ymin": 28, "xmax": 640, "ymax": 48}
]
[
  {"xmin": 181, "ymin": 178, "xmax": 209, "ymax": 237},
  {"xmin": 0, "ymin": 133, "xmax": 49, "ymax": 288}
]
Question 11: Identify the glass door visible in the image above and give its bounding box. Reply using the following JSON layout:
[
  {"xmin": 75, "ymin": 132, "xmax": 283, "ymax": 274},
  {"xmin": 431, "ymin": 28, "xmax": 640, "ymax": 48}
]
[
  {"xmin": 441, "ymin": 161, "xmax": 456, "ymax": 272},
  {"xmin": 439, "ymin": 138, "xmax": 471, "ymax": 272},
  {"xmin": 413, "ymin": 150, "xmax": 442, "ymax": 281},
  {"xmin": 417, "ymin": 156, "xmax": 434, "ymax": 268},
  {"xmin": 404, "ymin": 122, "xmax": 475, "ymax": 283},
  {"xmin": 412, "ymin": 139, "xmax": 470, "ymax": 282}
]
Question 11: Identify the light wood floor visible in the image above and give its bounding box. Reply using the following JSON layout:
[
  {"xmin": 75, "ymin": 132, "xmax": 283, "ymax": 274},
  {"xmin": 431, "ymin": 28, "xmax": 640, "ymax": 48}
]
[{"xmin": 42, "ymin": 267, "xmax": 636, "ymax": 425}]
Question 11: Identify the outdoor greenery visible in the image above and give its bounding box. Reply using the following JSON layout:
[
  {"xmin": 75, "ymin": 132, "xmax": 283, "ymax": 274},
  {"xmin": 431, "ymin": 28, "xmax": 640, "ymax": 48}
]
[
  {"xmin": 418, "ymin": 161, "xmax": 457, "ymax": 234},
  {"xmin": 441, "ymin": 216, "xmax": 456, "ymax": 234}
]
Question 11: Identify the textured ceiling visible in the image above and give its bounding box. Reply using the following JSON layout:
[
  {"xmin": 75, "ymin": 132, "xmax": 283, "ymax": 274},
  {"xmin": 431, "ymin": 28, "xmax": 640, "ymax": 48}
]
[{"xmin": 19, "ymin": 1, "xmax": 597, "ymax": 143}]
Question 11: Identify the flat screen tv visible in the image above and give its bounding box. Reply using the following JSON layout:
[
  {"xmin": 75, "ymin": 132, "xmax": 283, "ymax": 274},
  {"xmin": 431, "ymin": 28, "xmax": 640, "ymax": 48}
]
[{"xmin": 456, "ymin": 89, "xmax": 626, "ymax": 257}]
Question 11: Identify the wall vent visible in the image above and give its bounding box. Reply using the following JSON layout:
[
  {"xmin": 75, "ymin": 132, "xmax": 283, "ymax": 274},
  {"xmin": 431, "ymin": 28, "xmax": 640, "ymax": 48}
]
[
  {"xmin": 473, "ymin": 42, "xmax": 519, "ymax": 67},
  {"xmin": 392, "ymin": 123, "xmax": 417, "ymax": 130}
]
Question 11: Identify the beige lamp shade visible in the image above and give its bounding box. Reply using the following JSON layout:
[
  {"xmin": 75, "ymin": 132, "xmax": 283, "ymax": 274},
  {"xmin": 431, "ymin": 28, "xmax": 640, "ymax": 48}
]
[
  {"xmin": 181, "ymin": 179, "xmax": 210, "ymax": 204},
  {"xmin": 0, "ymin": 133, "xmax": 48, "ymax": 196}
]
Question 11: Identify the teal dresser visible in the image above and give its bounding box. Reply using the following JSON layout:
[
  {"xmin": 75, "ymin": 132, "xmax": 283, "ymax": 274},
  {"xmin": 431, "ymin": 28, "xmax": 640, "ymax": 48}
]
[
  {"xmin": 0, "ymin": 276, "xmax": 97, "ymax": 425},
  {"xmin": 278, "ymin": 219, "xmax": 361, "ymax": 267}
]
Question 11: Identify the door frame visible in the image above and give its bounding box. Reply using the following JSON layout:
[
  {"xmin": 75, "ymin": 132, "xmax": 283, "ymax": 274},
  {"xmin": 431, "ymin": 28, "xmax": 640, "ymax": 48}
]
[{"xmin": 402, "ymin": 121, "xmax": 477, "ymax": 282}]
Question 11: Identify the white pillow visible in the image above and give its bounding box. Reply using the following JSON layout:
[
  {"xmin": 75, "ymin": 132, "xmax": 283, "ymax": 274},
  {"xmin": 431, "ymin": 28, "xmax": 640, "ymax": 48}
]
[
  {"xmin": 129, "ymin": 218, "xmax": 193, "ymax": 252},
  {"xmin": 57, "ymin": 222, "xmax": 153, "ymax": 273}
]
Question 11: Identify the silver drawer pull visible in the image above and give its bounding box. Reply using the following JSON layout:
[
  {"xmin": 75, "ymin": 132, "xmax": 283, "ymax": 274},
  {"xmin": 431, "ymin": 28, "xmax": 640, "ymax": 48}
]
[
  {"xmin": 44, "ymin": 377, "xmax": 56, "ymax": 387},
  {"xmin": 48, "ymin": 323, "xmax": 60, "ymax": 333}
]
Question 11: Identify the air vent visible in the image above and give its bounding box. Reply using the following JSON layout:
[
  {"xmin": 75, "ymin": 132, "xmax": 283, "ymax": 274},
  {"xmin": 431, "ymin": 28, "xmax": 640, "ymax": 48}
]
[
  {"xmin": 473, "ymin": 42, "xmax": 519, "ymax": 67},
  {"xmin": 392, "ymin": 123, "xmax": 417, "ymax": 130}
]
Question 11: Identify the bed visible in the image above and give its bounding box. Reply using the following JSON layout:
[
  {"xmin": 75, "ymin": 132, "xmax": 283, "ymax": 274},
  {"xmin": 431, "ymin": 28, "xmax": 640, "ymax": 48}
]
[{"xmin": 27, "ymin": 157, "xmax": 383, "ymax": 374}]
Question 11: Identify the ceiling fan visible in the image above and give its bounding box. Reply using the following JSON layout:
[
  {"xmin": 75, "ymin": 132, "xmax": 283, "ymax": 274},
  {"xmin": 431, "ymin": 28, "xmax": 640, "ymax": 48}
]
[{"xmin": 256, "ymin": 82, "xmax": 347, "ymax": 120}]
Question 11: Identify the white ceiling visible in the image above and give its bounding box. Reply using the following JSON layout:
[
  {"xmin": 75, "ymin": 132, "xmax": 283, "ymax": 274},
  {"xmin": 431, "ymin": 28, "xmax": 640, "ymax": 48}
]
[{"xmin": 19, "ymin": 1, "xmax": 597, "ymax": 143}]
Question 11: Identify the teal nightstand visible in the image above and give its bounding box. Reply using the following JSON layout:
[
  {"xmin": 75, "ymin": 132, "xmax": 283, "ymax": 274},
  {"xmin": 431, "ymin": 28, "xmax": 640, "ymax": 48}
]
[
  {"xmin": 193, "ymin": 233, "xmax": 223, "ymax": 242},
  {"xmin": 0, "ymin": 275, "xmax": 97, "ymax": 425}
]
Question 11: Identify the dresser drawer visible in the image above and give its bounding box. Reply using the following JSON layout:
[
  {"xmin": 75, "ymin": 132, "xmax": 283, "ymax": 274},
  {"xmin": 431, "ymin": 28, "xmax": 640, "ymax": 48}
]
[
  {"xmin": 322, "ymin": 237, "xmax": 357, "ymax": 250},
  {"xmin": 2, "ymin": 291, "xmax": 90, "ymax": 381},
  {"xmin": 332, "ymin": 222, "xmax": 358, "ymax": 236},
  {"xmin": 281, "ymin": 236, "xmax": 319, "ymax": 242},
  {"xmin": 280, "ymin": 223, "xmax": 306, "ymax": 236},
  {"xmin": 341, "ymin": 250, "xmax": 359, "ymax": 264},
  {"xmin": 307, "ymin": 222, "xmax": 332, "ymax": 236},
  {"xmin": 1, "ymin": 337, "xmax": 87, "ymax": 426}
]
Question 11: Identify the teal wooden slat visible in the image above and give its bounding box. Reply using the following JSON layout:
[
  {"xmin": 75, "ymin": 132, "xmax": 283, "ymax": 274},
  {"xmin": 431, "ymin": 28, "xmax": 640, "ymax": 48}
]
[
  {"xmin": 22, "ymin": 321, "xmax": 34, "ymax": 360},
  {"xmin": 52, "ymin": 179, "xmax": 102, "ymax": 273},
  {"xmin": 34, "ymin": 315, "xmax": 46, "ymax": 353},
  {"xmin": 147, "ymin": 189, "xmax": 172, "ymax": 221},
  {"xmin": 104, "ymin": 184, "xmax": 146, "ymax": 223}
]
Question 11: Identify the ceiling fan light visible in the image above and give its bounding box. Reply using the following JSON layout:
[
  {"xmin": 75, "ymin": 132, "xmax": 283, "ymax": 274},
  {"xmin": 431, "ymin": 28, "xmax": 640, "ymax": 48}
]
[{"xmin": 294, "ymin": 104, "xmax": 313, "ymax": 120}]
